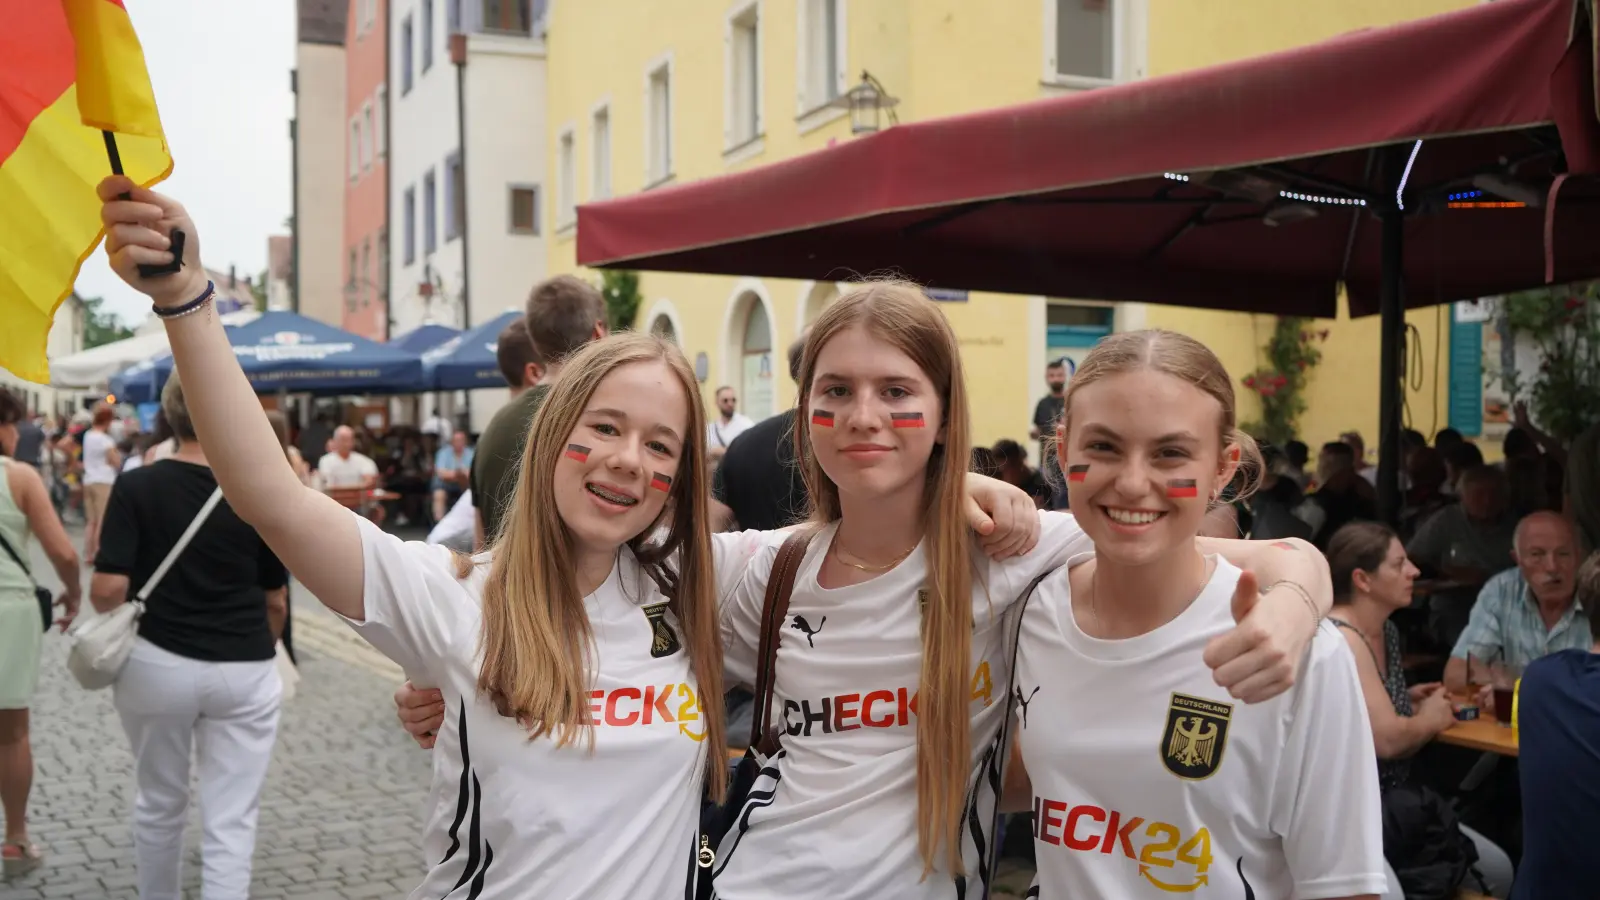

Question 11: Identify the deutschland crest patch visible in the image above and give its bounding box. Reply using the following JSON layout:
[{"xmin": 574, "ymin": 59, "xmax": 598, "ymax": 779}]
[
  {"xmin": 642, "ymin": 602, "xmax": 681, "ymax": 658},
  {"xmin": 1160, "ymin": 692, "xmax": 1233, "ymax": 780}
]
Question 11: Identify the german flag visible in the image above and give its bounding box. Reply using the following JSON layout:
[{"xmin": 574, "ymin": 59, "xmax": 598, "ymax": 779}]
[
  {"xmin": 0, "ymin": 0, "xmax": 173, "ymax": 384},
  {"xmin": 649, "ymin": 472, "xmax": 672, "ymax": 493},
  {"xmin": 1165, "ymin": 479, "xmax": 1199, "ymax": 499},
  {"xmin": 810, "ymin": 409, "xmax": 834, "ymax": 427},
  {"xmin": 1067, "ymin": 464, "xmax": 1089, "ymax": 483}
]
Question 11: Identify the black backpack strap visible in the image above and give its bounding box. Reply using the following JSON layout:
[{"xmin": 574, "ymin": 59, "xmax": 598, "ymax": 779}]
[
  {"xmin": 0, "ymin": 529, "xmax": 35, "ymax": 583},
  {"xmin": 980, "ymin": 565, "xmax": 1058, "ymax": 895},
  {"xmin": 690, "ymin": 528, "xmax": 815, "ymax": 900}
]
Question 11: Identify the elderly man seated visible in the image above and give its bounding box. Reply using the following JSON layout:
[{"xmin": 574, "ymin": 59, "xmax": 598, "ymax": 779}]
[
  {"xmin": 1444, "ymin": 511, "xmax": 1590, "ymax": 703},
  {"xmin": 317, "ymin": 425, "xmax": 382, "ymax": 521}
]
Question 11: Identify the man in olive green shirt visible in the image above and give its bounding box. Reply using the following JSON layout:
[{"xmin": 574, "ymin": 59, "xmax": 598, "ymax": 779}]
[{"xmin": 469, "ymin": 276, "xmax": 608, "ymax": 547}]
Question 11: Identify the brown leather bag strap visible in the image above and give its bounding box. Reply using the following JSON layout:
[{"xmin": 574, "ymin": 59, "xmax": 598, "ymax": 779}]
[{"xmin": 750, "ymin": 529, "xmax": 815, "ymax": 757}]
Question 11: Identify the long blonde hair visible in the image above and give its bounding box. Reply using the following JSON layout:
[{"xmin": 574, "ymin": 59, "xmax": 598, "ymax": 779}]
[
  {"xmin": 477, "ymin": 332, "xmax": 727, "ymax": 799},
  {"xmin": 1060, "ymin": 329, "xmax": 1263, "ymax": 500},
  {"xmin": 794, "ymin": 282, "xmax": 974, "ymax": 874}
]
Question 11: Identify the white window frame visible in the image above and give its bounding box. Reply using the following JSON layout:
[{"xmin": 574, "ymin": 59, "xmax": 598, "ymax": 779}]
[
  {"xmin": 556, "ymin": 124, "xmax": 576, "ymax": 231},
  {"xmin": 508, "ymin": 183, "xmax": 541, "ymax": 235},
  {"xmin": 348, "ymin": 116, "xmax": 361, "ymax": 180},
  {"xmin": 444, "ymin": 151, "xmax": 463, "ymax": 241},
  {"xmin": 374, "ymin": 84, "xmax": 387, "ymax": 159},
  {"xmin": 402, "ymin": 185, "xmax": 417, "ymax": 264},
  {"xmin": 421, "ymin": 0, "xmax": 436, "ymax": 72},
  {"xmin": 400, "ymin": 15, "xmax": 414, "ymax": 94},
  {"xmin": 643, "ymin": 53, "xmax": 675, "ymax": 188},
  {"xmin": 590, "ymin": 100, "xmax": 612, "ymax": 201},
  {"xmin": 795, "ymin": 0, "xmax": 846, "ymax": 116},
  {"xmin": 1041, "ymin": 0, "xmax": 1146, "ymax": 90},
  {"xmin": 723, "ymin": 1, "xmax": 764, "ymax": 154},
  {"xmin": 361, "ymin": 101, "xmax": 375, "ymax": 169}
]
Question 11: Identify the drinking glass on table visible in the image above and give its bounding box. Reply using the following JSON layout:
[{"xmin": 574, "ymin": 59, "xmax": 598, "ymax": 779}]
[{"xmin": 1490, "ymin": 662, "xmax": 1521, "ymax": 726}]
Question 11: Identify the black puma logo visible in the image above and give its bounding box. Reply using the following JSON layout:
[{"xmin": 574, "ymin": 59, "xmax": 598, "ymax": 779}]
[
  {"xmin": 790, "ymin": 614, "xmax": 826, "ymax": 648},
  {"xmin": 1015, "ymin": 685, "xmax": 1041, "ymax": 729}
]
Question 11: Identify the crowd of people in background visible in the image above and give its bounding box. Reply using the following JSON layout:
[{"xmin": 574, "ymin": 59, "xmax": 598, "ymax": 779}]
[{"xmin": 0, "ymin": 254, "xmax": 1594, "ymax": 896}]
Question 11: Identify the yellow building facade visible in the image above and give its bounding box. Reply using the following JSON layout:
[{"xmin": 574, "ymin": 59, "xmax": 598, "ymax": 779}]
[{"xmin": 545, "ymin": 0, "xmax": 1473, "ymax": 452}]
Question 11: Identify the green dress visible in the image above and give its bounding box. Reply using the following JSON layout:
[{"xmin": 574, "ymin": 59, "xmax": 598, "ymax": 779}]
[{"xmin": 0, "ymin": 458, "xmax": 43, "ymax": 709}]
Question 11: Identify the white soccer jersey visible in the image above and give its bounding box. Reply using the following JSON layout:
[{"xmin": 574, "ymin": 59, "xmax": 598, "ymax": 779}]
[
  {"xmin": 711, "ymin": 512, "xmax": 1091, "ymax": 900},
  {"xmin": 342, "ymin": 516, "xmax": 771, "ymax": 900},
  {"xmin": 1013, "ymin": 556, "xmax": 1388, "ymax": 900}
]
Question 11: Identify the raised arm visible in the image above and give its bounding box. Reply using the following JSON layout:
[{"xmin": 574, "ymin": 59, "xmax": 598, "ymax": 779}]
[{"xmin": 99, "ymin": 177, "xmax": 366, "ymax": 620}]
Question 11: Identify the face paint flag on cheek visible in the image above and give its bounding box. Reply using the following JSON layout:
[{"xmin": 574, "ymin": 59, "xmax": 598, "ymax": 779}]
[
  {"xmin": 564, "ymin": 444, "xmax": 590, "ymax": 463},
  {"xmin": 810, "ymin": 409, "xmax": 835, "ymax": 427},
  {"xmin": 1166, "ymin": 479, "xmax": 1199, "ymax": 499},
  {"xmin": 649, "ymin": 472, "xmax": 672, "ymax": 493},
  {"xmin": 1067, "ymin": 464, "xmax": 1089, "ymax": 483},
  {"xmin": 890, "ymin": 412, "xmax": 925, "ymax": 428}
]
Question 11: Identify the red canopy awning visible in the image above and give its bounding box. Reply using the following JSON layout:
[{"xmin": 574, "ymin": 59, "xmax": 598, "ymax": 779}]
[{"xmin": 578, "ymin": 0, "xmax": 1600, "ymax": 317}]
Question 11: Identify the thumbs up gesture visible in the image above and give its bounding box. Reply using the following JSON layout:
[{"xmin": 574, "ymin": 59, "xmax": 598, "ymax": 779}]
[
  {"xmin": 1203, "ymin": 568, "xmax": 1318, "ymax": 703},
  {"xmin": 1230, "ymin": 569, "xmax": 1262, "ymax": 625}
]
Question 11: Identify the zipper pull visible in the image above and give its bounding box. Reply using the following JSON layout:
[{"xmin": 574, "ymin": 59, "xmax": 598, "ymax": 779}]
[{"xmin": 697, "ymin": 835, "xmax": 715, "ymax": 868}]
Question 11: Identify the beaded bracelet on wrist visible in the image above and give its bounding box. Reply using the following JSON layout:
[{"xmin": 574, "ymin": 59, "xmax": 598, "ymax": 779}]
[{"xmin": 152, "ymin": 280, "xmax": 215, "ymax": 320}]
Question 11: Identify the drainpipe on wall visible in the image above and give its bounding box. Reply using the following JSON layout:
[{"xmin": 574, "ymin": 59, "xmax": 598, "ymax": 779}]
[
  {"xmin": 289, "ymin": 68, "xmax": 300, "ymax": 313},
  {"xmin": 383, "ymin": 0, "xmax": 394, "ymax": 342},
  {"xmin": 451, "ymin": 30, "xmax": 472, "ymax": 425}
]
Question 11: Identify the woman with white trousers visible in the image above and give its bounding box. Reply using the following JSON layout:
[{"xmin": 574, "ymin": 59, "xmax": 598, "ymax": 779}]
[{"xmin": 89, "ymin": 373, "xmax": 289, "ymax": 899}]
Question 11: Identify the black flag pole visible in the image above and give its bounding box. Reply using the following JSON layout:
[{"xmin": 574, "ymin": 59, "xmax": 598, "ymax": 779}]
[{"xmin": 102, "ymin": 129, "xmax": 185, "ymax": 278}]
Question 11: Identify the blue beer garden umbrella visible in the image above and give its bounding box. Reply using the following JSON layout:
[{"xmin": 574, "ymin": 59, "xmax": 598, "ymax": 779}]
[
  {"xmin": 423, "ymin": 309, "xmax": 521, "ymax": 390},
  {"xmin": 387, "ymin": 323, "xmax": 460, "ymax": 354},
  {"xmin": 123, "ymin": 311, "xmax": 425, "ymax": 398}
]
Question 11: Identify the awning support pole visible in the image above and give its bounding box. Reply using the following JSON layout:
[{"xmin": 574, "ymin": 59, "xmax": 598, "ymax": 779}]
[{"xmin": 1376, "ymin": 147, "xmax": 1407, "ymax": 525}]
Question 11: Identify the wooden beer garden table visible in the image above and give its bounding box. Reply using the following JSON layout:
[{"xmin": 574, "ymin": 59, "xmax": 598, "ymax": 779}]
[{"xmin": 1437, "ymin": 716, "xmax": 1518, "ymax": 757}]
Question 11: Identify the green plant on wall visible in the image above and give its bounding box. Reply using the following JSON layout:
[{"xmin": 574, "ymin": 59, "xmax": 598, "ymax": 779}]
[
  {"xmin": 1240, "ymin": 317, "xmax": 1327, "ymax": 447},
  {"xmin": 600, "ymin": 269, "xmax": 642, "ymax": 331},
  {"xmin": 1496, "ymin": 281, "xmax": 1600, "ymax": 442}
]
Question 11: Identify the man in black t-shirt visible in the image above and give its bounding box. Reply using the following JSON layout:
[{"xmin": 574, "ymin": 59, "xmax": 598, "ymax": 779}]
[
  {"xmin": 711, "ymin": 335, "xmax": 809, "ymax": 531},
  {"xmin": 1030, "ymin": 359, "xmax": 1068, "ymax": 508}
]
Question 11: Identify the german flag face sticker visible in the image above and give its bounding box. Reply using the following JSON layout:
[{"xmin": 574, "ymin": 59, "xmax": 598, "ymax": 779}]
[
  {"xmin": 890, "ymin": 412, "xmax": 925, "ymax": 428},
  {"xmin": 564, "ymin": 444, "xmax": 590, "ymax": 463},
  {"xmin": 1067, "ymin": 464, "xmax": 1089, "ymax": 483},
  {"xmin": 810, "ymin": 409, "xmax": 835, "ymax": 427},
  {"xmin": 1166, "ymin": 479, "xmax": 1199, "ymax": 499},
  {"xmin": 649, "ymin": 472, "xmax": 673, "ymax": 493}
]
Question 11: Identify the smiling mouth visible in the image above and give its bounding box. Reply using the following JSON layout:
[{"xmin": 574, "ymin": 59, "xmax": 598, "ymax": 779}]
[
  {"xmin": 587, "ymin": 483, "xmax": 638, "ymax": 507},
  {"xmin": 1103, "ymin": 507, "xmax": 1165, "ymax": 526}
]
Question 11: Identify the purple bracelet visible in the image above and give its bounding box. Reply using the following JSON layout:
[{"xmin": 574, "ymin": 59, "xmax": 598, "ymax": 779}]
[{"xmin": 152, "ymin": 280, "xmax": 215, "ymax": 320}]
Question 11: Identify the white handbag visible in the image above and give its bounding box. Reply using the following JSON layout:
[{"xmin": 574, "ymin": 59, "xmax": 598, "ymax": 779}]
[{"xmin": 67, "ymin": 487, "xmax": 224, "ymax": 690}]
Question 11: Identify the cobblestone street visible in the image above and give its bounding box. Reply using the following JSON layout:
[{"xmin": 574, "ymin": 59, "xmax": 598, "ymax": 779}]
[
  {"xmin": 1, "ymin": 536, "xmax": 431, "ymax": 900},
  {"xmin": 2, "ymin": 534, "xmax": 1040, "ymax": 900}
]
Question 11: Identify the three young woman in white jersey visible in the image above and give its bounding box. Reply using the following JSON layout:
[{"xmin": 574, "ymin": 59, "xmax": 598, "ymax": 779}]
[
  {"xmin": 1008, "ymin": 330, "xmax": 1387, "ymax": 898},
  {"xmin": 704, "ymin": 286, "xmax": 1338, "ymax": 900},
  {"xmin": 397, "ymin": 282, "xmax": 1338, "ymax": 898},
  {"xmin": 96, "ymin": 181, "xmax": 1046, "ymax": 899}
]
